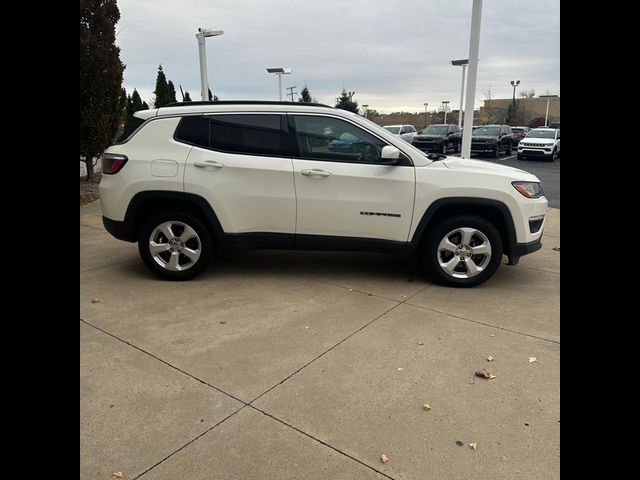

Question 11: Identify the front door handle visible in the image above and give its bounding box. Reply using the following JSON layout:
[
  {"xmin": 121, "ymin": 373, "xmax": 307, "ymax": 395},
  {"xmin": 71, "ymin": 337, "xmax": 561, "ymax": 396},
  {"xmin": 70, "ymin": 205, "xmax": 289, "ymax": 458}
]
[
  {"xmin": 194, "ymin": 160, "xmax": 224, "ymax": 169},
  {"xmin": 300, "ymin": 169, "xmax": 331, "ymax": 177}
]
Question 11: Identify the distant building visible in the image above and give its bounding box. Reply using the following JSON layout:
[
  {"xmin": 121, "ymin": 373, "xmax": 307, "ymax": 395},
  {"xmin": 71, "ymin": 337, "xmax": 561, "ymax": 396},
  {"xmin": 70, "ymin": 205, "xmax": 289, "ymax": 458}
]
[{"xmin": 478, "ymin": 97, "xmax": 560, "ymax": 125}]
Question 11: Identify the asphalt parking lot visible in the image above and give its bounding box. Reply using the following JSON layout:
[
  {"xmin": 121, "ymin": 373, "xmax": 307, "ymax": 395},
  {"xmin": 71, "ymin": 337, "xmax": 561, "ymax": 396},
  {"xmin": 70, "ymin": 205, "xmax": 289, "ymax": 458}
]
[{"xmin": 81, "ymin": 199, "xmax": 560, "ymax": 480}]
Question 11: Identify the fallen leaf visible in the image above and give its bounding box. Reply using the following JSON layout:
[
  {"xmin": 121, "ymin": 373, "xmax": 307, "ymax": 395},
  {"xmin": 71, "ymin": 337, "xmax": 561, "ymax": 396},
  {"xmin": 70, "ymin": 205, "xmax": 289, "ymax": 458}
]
[
  {"xmin": 423, "ymin": 404, "xmax": 432, "ymax": 411},
  {"xmin": 349, "ymin": 288, "xmax": 354, "ymax": 291},
  {"xmin": 469, "ymin": 443, "xmax": 477, "ymax": 449},
  {"xmin": 475, "ymin": 368, "xmax": 496, "ymax": 379},
  {"xmin": 219, "ymin": 321, "xmax": 226, "ymax": 324},
  {"xmin": 417, "ymin": 341, "xmax": 424, "ymax": 346},
  {"xmin": 553, "ymin": 246, "xmax": 560, "ymax": 251},
  {"xmin": 304, "ymin": 326, "xmax": 309, "ymax": 330},
  {"xmin": 380, "ymin": 454, "xmax": 389, "ymax": 464},
  {"xmin": 455, "ymin": 440, "xmax": 464, "ymax": 446},
  {"xmin": 397, "ymin": 367, "xmax": 404, "ymax": 371},
  {"xmin": 112, "ymin": 472, "xmax": 123, "ymax": 479},
  {"xmin": 91, "ymin": 298, "xmax": 101, "ymax": 303},
  {"xmin": 486, "ymin": 356, "xmax": 494, "ymax": 362},
  {"xmin": 490, "ymin": 334, "xmax": 495, "ymax": 337},
  {"xmin": 528, "ymin": 357, "xmax": 537, "ymax": 363}
]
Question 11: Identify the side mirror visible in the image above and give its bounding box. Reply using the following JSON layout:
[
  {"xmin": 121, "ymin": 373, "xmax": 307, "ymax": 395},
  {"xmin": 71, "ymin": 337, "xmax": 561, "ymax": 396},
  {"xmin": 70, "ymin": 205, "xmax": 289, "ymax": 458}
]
[{"xmin": 380, "ymin": 145, "xmax": 400, "ymax": 164}]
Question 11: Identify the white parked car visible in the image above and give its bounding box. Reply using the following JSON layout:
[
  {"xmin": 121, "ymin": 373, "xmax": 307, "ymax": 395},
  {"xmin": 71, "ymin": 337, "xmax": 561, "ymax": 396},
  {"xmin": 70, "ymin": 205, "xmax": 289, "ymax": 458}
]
[
  {"xmin": 517, "ymin": 128, "xmax": 560, "ymax": 161},
  {"xmin": 100, "ymin": 101, "xmax": 547, "ymax": 287},
  {"xmin": 383, "ymin": 124, "xmax": 418, "ymax": 143}
]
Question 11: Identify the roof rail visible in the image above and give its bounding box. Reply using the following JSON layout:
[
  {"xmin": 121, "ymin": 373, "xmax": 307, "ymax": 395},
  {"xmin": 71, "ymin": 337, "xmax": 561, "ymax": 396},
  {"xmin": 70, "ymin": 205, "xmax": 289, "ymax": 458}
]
[{"xmin": 162, "ymin": 100, "xmax": 332, "ymax": 108}]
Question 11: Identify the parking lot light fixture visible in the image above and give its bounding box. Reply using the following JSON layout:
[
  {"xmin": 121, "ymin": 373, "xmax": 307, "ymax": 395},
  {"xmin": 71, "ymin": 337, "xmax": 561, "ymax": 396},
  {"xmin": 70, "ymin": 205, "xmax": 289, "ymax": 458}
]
[
  {"xmin": 196, "ymin": 28, "xmax": 224, "ymax": 101},
  {"xmin": 539, "ymin": 94, "xmax": 559, "ymax": 127},
  {"xmin": 510, "ymin": 79, "xmax": 520, "ymax": 103},
  {"xmin": 451, "ymin": 59, "xmax": 469, "ymax": 128},
  {"xmin": 442, "ymin": 100, "xmax": 450, "ymax": 124},
  {"xmin": 266, "ymin": 67, "xmax": 292, "ymax": 101}
]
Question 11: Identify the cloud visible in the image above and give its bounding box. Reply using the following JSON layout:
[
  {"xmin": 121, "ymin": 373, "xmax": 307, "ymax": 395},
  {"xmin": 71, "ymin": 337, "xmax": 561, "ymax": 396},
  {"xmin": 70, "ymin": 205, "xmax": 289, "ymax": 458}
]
[{"xmin": 116, "ymin": 0, "xmax": 559, "ymax": 113}]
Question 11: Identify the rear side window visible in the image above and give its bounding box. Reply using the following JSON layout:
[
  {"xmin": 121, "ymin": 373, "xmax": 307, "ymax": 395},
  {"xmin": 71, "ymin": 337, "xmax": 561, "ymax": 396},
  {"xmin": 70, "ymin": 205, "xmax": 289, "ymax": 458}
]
[
  {"xmin": 175, "ymin": 114, "xmax": 286, "ymax": 156},
  {"xmin": 208, "ymin": 114, "xmax": 284, "ymax": 156},
  {"xmin": 115, "ymin": 116, "xmax": 145, "ymax": 144}
]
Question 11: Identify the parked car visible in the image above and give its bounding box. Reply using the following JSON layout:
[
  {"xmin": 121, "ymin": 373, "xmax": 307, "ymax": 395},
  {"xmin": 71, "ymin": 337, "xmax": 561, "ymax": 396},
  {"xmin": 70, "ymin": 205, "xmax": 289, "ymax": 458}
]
[
  {"xmin": 412, "ymin": 124, "xmax": 462, "ymax": 154},
  {"xmin": 517, "ymin": 128, "xmax": 560, "ymax": 161},
  {"xmin": 471, "ymin": 125, "xmax": 515, "ymax": 158},
  {"xmin": 510, "ymin": 126, "xmax": 530, "ymax": 144},
  {"xmin": 328, "ymin": 132, "xmax": 368, "ymax": 154},
  {"xmin": 100, "ymin": 100, "xmax": 547, "ymax": 287},
  {"xmin": 383, "ymin": 124, "xmax": 418, "ymax": 143},
  {"xmin": 547, "ymin": 122, "xmax": 560, "ymax": 129}
]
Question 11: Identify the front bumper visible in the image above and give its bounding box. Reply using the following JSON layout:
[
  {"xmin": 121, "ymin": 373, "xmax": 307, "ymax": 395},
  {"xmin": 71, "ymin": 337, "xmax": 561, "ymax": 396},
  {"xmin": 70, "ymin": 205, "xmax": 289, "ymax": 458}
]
[
  {"xmin": 412, "ymin": 140, "xmax": 444, "ymax": 152},
  {"xmin": 507, "ymin": 237, "xmax": 543, "ymax": 265},
  {"xmin": 470, "ymin": 143, "xmax": 497, "ymax": 153},
  {"xmin": 518, "ymin": 144, "xmax": 553, "ymax": 156}
]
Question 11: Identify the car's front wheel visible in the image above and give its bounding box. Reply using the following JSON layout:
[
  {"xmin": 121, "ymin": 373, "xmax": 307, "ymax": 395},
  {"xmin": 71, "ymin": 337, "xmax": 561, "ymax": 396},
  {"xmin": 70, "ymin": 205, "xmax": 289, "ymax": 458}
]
[
  {"xmin": 422, "ymin": 215, "xmax": 503, "ymax": 287},
  {"xmin": 138, "ymin": 211, "xmax": 214, "ymax": 280},
  {"xmin": 441, "ymin": 142, "xmax": 448, "ymax": 154},
  {"xmin": 548, "ymin": 148, "xmax": 557, "ymax": 162},
  {"xmin": 492, "ymin": 146, "xmax": 500, "ymax": 158}
]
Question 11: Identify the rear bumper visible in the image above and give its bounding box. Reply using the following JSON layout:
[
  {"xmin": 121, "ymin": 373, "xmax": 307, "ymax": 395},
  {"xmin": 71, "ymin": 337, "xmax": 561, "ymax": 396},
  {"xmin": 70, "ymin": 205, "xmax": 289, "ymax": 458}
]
[{"xmin": 103, "ymin": 216, "xmax": 137, "ymax": 242}]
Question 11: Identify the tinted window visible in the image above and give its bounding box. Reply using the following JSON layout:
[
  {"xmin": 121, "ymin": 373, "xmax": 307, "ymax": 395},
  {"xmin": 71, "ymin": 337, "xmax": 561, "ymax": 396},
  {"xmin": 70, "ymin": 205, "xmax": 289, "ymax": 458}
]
[
  {"xmin": 206, "ymin": 114, "xmax": 284, "ymax": 156},
  {"xmin": 175, "ymin": 115, "xmax": 207, "ymax": 147},
  {"xmin": 473, "ymin": 126, "xmax": 500, "ymax": 136},
  {"xmin": 407, "ymin": 126, "xmax": 416, "ymax": 133},
  {"xmin": 420, "ymin": 125, "xmax": 448, "ymax": 135},
  {"xmin": 293, "ymin": 115, "xmax": 387, "ymax": 164},
  {"xmin": 116, "ymin": 116, "xmax": 145, "ymax": 143},
  {"xmin": 383, "ymin": 126, "xmax": 401, "ymax": 134}
]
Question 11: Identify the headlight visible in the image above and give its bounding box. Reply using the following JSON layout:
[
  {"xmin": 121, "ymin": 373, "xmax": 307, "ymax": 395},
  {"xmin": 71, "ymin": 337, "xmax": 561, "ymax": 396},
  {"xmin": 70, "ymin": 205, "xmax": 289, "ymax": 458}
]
[{"xmin": 512, "ymin": 181, "xmax": 544, "ymax": 198}]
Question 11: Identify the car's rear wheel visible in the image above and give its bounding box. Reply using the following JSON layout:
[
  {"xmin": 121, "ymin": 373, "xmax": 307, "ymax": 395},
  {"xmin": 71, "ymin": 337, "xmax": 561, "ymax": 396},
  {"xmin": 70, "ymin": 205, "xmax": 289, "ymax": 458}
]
[
  {"xmin": 138, "ymin": 211, "xmax": 214, "ymax": 280},
  {"xmin": 441, "ymin": 143, "xmax": 448, "ymax": 154},
  {"xmin": 422, "ymin": 215, "xmax": 503, "ymax": 287}
]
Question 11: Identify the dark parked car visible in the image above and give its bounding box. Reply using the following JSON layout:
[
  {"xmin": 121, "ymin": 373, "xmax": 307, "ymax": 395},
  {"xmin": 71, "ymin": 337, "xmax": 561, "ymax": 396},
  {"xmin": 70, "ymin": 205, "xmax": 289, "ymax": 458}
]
[
  {"xmin": 471, "ymin": 125, "xmax": 515, "ymax": 158},
  {"xmin": 411, "ymin": 124, "xmax": 462, "ymax": 154},
  {"xmin": 510, "ymin": 126, "xmax": 530, "ymax": 144}
]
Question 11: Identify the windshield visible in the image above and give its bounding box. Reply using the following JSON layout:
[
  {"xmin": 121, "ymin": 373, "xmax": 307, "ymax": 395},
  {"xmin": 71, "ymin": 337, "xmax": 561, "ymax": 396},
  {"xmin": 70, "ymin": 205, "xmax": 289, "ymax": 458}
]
[
  {"xmin": 526, "ymin": 130, "xmax": 555, "ymax": 139},
  {"xmin": 473, "ymin": 126, "xmax": 500, "ymax": 136},
  {"xmin": 420, "ymin": 125, "xmax": 448, "ymax": 135},
  {"xmin": 383, "ymin": 126, "xmax": 400, "ymax": 134}
]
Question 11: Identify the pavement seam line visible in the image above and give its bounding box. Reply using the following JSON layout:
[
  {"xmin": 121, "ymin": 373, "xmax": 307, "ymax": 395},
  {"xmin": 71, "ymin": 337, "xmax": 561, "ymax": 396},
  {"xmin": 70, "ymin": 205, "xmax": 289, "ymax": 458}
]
[
  {"xmin": 132, "ymin": 405, "xmax": 247, "ymax": 479},
  {"xmin": 80, "ymin": 222, "xmax": 105, "ymax": 231},
  {"xmin": 249, "ymin": 405, "xmax": 396, "ymax": 480},
  {"xmin": 516, "ymin": 265, "xmax": 559, "ymax": 275},
  {"xmin": 80, "ymin": 318, "xmax": 247, "ymax": 404},
  {"xmin": 80, "ymin": 258, "xmax": 138, "ymax": 273},
  {"xmin": 402, "ymin": 302, "xmax": 560, "ymax": 344},
  {"xmin": 248, "ymin": 302, "xmax": 402, "ymax": 404}
]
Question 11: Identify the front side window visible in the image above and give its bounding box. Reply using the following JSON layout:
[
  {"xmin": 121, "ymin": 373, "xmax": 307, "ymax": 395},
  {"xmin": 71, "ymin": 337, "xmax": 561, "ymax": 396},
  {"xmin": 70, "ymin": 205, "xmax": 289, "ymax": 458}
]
[
  {"xmin": 293, "ymin": 115, "xmax": 387, "ymax": 164},
  {"xmin": 383, "ymin": 126, "xmax": 401, "ymax": 134}
]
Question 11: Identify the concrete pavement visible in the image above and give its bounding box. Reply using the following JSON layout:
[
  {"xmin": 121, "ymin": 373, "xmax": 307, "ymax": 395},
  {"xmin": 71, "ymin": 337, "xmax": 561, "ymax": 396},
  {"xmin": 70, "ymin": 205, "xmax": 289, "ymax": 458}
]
[{"xmin": 81, "ymin": 201, "xmax": 559, "ymax": 479}]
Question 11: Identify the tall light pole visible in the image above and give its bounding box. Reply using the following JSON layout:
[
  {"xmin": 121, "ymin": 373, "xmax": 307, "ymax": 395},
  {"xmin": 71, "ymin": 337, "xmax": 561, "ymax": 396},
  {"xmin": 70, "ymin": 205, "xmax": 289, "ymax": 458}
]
[
  {"xmin": 362, "ymin": 104, "xmax": 369, "ymax": 118},
  {"xmin": 196, "ymin": 28, "xmax": 223, "ymax": 101},
  {"xmin": 461, "ymin": 0, "xmax": 483, "ymax": 159},
  {"xmin": 266, "ymin": 67, "xmax": 292, "ymax": 101},
  {"xmin": 442, "ymin": 101, "xmax": 450, "ymax": 124},
  {"xmin": 510, "ymin": 79, "xmax": 520, "ymax": 103},
  {"xmin": 424, "ymin": 102, "xmax": 428, "ymax": 128},
  {"xmin": 539, "ymin": 94, "xmax": 558, "ymax": 127},
  {"xmin": 451, "ymin": 59, "xmax": 469, "ymax": 128}
]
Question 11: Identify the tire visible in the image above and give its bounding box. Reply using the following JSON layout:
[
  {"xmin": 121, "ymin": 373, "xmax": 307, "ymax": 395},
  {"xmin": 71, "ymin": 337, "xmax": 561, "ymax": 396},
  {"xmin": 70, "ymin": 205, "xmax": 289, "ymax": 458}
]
[
  {"xmin": 138, "ymin": 211, "xmax": 214, "ymax": 281},
  {"xmin": 492, "ymin": 146, "xmax": 500, "ymax": 158},
  {"xmin": 422, "ymin": 214, "xmax": 503, "ymax": 288},
  {"xmin": 454, "ymin": 142, "xmax": 460, "ymax": 153},
  {"xmin": 441, "ymin": 142, "xmax": 448, "ymax": 154},
  {"xmin": 517, "ymin": 153, "xmax": 524, "ymax": 160},
  {"xmin": 548, "ymin": 148, "xmax": 557, "ymax": 162},
  {"xmin": 505, "ymin": 143, "xmax": 512, "ymax": 155}
]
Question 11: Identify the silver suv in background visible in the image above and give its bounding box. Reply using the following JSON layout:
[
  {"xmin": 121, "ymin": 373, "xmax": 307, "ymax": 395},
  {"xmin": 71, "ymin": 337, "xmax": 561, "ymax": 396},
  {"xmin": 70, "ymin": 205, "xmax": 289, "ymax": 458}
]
[
  {"xmin": 517, "ymin": 128, "xmax": 560, "ymax": 161},
  {"xmin": 383, "ymin": 124, "xmax": 418, "ymax": 143}
]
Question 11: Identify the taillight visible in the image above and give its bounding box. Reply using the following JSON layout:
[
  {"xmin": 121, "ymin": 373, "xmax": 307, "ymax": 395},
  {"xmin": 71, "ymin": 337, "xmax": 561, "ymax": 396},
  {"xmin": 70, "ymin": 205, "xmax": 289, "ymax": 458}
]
[{"xmin": 102, "ymin": 153, "xmax": 128, "ymax": 174}]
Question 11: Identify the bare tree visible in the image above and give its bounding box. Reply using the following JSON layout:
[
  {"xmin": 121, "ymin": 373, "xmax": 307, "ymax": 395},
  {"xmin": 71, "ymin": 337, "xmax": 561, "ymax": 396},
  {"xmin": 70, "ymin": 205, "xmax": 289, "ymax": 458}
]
[{"xmin": 519, "ymin": 89, "xmax": 536, "ymax": 98}]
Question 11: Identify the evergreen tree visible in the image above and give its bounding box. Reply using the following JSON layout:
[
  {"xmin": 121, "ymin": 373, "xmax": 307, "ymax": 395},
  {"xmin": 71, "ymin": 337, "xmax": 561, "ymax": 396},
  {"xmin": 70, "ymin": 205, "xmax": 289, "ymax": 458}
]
[
  {"xmin": 167, "ymin": 80, "xmax": 177, "ymax": 104},
  {"xmin": 298, "ymin": 85, "xmax": 312, "ymax": 103},
  {"xmin": 208, "ymin": 88, "xmax": 213, "ymax": 101},
  {"xmin": 142, "ymin": 101, "xmax": 149, "ymax": 109},
  {"xmin": 153, "ymin": 65, "xmax": 171, "ymax": 107},
  {"xmin": 335, "ymin": 89, "xmax": 359, "ymax": 113},
  {"xmin": 184, "ymin": 91, "xmax": 192, "ymax": 102},
  {"xmin": 80, "ymin": 0, "xmax": 125, "ymax": 180}
]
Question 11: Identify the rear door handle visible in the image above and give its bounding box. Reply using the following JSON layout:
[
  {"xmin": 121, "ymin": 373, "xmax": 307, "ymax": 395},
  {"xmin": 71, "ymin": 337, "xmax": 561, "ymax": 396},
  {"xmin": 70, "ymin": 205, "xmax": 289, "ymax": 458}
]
[
  {"xmin": 300, "ymin": 169, "xmax": 331, "ymax": 177},
  {"xmin": 194, "ymin": 160, "xmax": 224, "ymax": 169}
]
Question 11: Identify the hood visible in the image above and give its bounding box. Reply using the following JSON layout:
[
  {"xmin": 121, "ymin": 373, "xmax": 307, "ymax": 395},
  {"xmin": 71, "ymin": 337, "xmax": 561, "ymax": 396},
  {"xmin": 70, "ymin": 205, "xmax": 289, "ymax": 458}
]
[
  {"xmin": 439, "ymin": 157, "xmax": 539, "ymax": 181},
  {"xmin": 520, "ymin": 138, "xmax": 555, "ymax": 146}
]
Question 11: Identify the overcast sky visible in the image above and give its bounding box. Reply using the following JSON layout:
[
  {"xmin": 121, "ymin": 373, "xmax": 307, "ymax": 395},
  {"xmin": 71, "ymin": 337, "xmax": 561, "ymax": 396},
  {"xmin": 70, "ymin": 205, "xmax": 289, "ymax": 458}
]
[{"xmin": 115, "ymin": 0, "xmax": 559, "ymax": 114}]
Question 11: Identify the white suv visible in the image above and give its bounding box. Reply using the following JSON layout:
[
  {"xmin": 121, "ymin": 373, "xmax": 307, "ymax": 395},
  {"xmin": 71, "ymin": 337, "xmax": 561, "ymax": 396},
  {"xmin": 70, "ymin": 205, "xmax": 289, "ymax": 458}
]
[
  {"xmin": 382, "ymin": 124, "xmax": 418, "ymax": 143},
  {"xmin": 100, "ymin": 101, "xmax": 547, "ymax": 287},
  {"xmin": 517, "ymin": 128, "xmax": 560, "ymax": 161}
]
